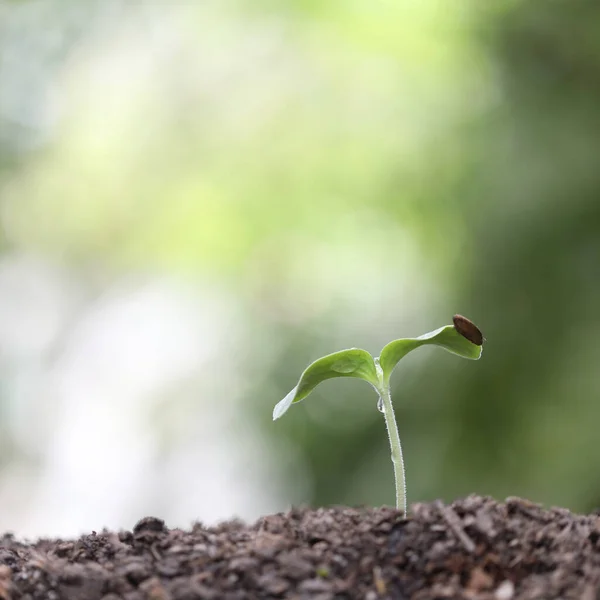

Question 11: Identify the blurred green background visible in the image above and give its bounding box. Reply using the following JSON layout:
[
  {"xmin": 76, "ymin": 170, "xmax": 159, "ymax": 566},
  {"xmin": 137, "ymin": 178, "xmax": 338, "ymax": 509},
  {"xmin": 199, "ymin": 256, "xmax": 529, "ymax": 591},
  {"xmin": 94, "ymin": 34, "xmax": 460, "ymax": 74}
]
[{"xmin": 1, "ymin": 0, "xmax": 599, "ymax": 537}]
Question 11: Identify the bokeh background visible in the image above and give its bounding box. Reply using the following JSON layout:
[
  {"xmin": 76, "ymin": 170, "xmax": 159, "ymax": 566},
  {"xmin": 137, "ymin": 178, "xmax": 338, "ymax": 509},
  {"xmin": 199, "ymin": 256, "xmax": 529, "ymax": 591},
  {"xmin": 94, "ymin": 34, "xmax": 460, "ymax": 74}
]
[{"xmin": 1, "ymin": 0, "xmax": 599, "ymax": 538}]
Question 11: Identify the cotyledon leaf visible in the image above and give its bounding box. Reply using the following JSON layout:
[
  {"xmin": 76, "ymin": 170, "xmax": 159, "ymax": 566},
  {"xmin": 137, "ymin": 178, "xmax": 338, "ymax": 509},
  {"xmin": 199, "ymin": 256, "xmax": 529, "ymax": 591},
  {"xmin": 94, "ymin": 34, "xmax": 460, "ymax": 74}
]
[
  {"xmin": 378, "ymin": 323, "xmax": 483, "ymax": 386},
  {"xmin": 272, "ymin": 348, "xmax": 378, "ymax": 420}
]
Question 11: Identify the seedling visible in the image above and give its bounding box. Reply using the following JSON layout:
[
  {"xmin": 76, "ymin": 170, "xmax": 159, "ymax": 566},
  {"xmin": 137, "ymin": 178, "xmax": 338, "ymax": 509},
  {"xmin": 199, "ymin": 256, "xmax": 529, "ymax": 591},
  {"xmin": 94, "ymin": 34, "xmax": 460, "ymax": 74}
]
[{"xmin": 273, "ymin": 315, "xmax": 484, "ymax": 514}]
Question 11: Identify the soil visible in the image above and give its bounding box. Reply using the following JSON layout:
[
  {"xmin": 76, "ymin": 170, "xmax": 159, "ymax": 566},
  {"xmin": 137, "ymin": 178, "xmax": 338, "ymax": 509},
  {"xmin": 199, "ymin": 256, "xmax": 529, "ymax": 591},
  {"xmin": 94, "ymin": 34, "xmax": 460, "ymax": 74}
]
[{"xmin": 0, "ymin": 495, "xmax": 599, "ymax": 600}]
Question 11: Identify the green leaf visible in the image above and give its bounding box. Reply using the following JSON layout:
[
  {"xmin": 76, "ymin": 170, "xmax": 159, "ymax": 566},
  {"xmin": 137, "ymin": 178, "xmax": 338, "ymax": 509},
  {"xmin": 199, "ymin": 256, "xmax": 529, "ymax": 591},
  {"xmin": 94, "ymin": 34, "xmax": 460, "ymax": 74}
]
[
  {"xmin": 273, "ymin": 348, "xmax": 378, "ymax": 420},
  {"xmin": 378, "ymin": 324, "xmax": 483, "ymax": 385}
]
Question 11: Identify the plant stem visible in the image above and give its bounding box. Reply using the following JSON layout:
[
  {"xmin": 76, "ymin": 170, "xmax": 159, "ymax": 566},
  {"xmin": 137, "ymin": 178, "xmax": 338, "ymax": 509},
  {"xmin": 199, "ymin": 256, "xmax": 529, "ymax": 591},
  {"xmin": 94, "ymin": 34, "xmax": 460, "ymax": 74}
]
[{"xmin": 378, "ymin": 383, "xmax": 407, "ymax": 514}]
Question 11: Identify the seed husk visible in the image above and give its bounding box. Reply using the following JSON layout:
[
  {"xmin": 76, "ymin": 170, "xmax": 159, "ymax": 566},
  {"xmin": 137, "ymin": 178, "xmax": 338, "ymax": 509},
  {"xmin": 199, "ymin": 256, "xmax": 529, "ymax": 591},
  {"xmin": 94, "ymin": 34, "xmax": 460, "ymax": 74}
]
[{"xmin": 453, "ymin": 314, "xmax": 484, "ymax": 346}]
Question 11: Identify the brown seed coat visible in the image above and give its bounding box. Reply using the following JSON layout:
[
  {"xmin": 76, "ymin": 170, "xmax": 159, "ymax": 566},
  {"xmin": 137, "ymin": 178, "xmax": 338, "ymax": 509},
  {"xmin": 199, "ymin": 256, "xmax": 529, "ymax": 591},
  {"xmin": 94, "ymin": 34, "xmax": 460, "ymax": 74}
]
[{"xmin": 453, "ymin": 314, "xmax": 484, "ymax": 346}]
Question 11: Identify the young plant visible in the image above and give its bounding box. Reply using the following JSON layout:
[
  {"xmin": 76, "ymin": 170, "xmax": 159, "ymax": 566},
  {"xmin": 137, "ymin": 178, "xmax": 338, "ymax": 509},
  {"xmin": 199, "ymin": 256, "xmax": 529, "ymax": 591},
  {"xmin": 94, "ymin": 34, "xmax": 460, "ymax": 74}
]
[{"xmin": 272, "ymin": 315, "xmax": 484, "ymax": 514}]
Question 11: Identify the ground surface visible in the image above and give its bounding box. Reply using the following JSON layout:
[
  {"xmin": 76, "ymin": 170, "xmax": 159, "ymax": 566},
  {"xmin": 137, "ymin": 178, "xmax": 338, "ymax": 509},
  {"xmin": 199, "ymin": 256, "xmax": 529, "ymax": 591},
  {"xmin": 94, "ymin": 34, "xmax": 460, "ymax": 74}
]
[{"xmin": 0, "ymin": 495, "xmax": 599, "ymax": 599}]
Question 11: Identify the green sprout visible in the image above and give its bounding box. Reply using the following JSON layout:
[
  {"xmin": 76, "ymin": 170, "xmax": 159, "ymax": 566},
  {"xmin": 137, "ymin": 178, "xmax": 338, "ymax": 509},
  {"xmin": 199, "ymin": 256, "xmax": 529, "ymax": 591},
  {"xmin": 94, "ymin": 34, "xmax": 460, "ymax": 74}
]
[{"xmin": 273, "ymin": 315, "xmax": 484, "ymax": 514}]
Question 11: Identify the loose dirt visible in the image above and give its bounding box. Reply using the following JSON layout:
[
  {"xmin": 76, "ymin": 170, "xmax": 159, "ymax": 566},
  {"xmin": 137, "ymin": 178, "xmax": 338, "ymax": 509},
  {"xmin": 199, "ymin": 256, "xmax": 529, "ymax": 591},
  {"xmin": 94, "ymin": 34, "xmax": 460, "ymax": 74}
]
[{"xmin": 0, "ymin": 495, "xmax": 599, "ymax": 599}]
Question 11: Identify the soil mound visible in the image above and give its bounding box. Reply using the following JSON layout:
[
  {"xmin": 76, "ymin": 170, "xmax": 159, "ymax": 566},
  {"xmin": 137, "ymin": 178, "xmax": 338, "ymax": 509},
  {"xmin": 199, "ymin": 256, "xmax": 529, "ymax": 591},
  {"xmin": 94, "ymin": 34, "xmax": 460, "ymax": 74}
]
[{"xmin": 0, "ymin": 495, "xmax": 598, "ymax": 599}]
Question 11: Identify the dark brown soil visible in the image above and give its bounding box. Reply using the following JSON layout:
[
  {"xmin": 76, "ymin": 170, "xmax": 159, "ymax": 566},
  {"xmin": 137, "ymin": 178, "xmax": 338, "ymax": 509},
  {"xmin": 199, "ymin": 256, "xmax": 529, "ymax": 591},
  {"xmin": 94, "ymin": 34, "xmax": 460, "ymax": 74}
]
[{"xmin": 1, "ymin": 495, "xmax": 599, "ymax": 600}]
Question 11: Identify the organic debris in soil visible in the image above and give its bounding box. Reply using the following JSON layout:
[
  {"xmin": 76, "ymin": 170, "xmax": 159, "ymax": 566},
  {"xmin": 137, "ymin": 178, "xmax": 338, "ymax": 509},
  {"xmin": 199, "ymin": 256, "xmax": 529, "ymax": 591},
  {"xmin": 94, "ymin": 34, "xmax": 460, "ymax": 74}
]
[{"xmin": 1, "ymin": 495, "xmax": 600, "ymax": 600}]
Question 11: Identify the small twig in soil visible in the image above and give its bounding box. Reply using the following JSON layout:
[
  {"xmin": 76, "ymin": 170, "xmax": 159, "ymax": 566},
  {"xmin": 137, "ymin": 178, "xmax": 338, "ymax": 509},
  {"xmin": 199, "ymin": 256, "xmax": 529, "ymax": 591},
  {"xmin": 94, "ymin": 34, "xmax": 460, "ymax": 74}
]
[
  {"xmin": 373, "ymin": 566, "xmax": 386, "ymax": 595},
  {"xmin": 435, "ymin": 500, "xmax": 476, "ymax": 553}
]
